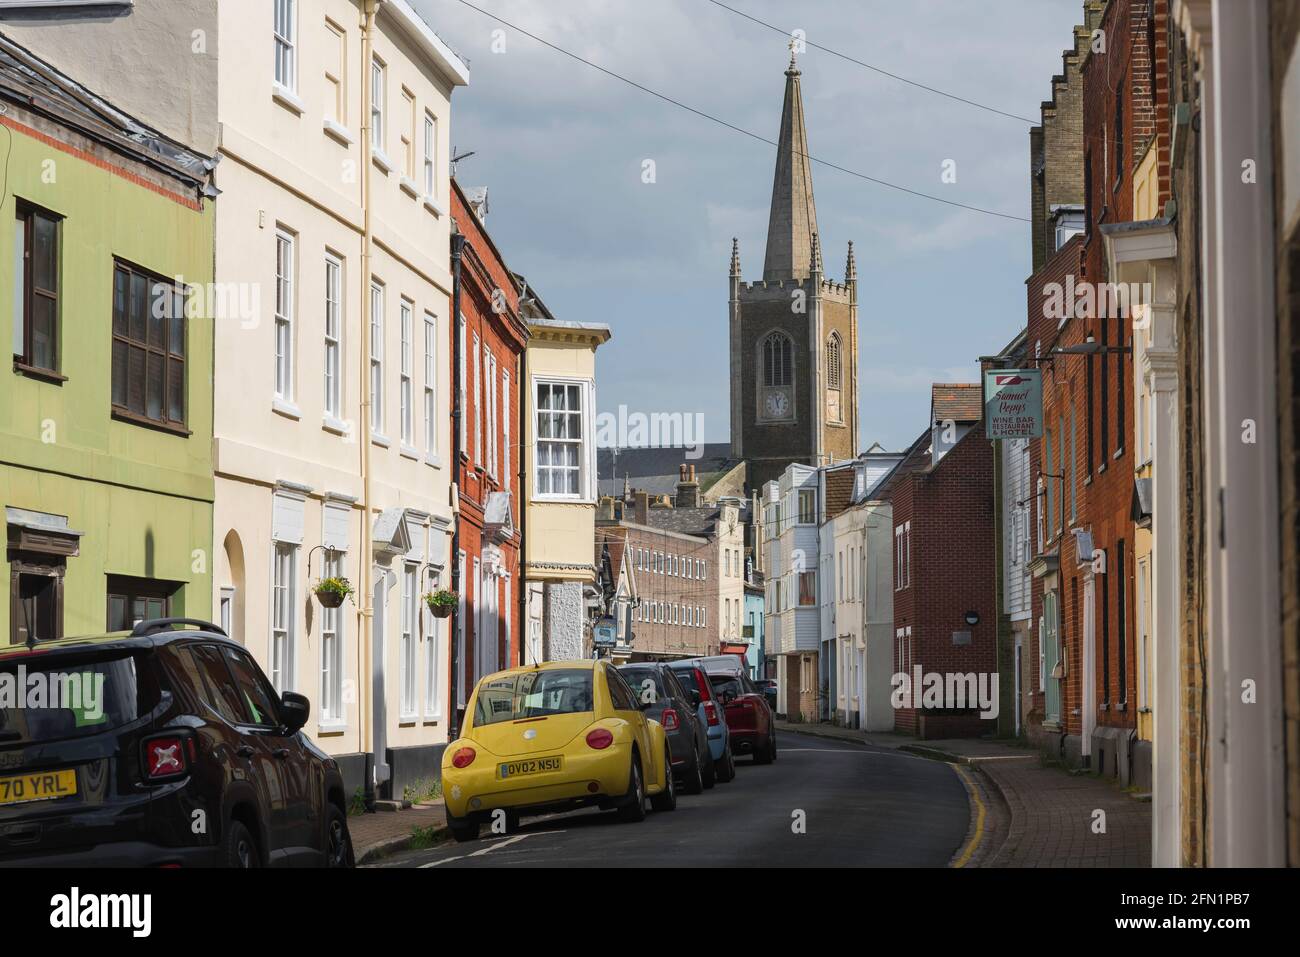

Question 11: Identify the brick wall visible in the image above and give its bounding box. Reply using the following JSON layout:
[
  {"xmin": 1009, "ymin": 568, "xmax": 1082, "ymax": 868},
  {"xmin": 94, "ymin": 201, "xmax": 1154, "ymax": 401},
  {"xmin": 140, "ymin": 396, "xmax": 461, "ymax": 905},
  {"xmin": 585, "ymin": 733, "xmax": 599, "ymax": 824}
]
[
  {"xmin": 1078, "ymin": 0, "xmax": 1140, "ymax": 739},
  {"xmin": 620, "ymin": 524, "xmax": 718, "ymax": 659},
  {"xmin": 1270, "ymin": 0, "xmax": 1300, "ymax": 867},
  {"xmin": 1027, "ymin": 236, "xmax": 1087, "ymax": 744},
  {"xmin": 1168, "ymin": 14, "xmax": 1208, "ymax": 867},
  {"xmin": 451, "ymin": 181, "xmax": 529, "ymax": 685},
  {"xmin": 1031, "ymin": 17, "xmax": 1091, "ymax": 271},
  {"xmin": 891, "ymin": 426, "xmax": 997, "ymax": 737}
]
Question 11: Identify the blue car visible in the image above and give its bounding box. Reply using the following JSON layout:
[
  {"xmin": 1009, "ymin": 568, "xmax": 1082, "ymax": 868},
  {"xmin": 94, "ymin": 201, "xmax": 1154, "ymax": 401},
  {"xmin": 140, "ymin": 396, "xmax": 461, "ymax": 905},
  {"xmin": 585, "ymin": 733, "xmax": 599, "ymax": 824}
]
[{"xmin": 668, "ymin": 660, "xmax": 736, "ymax": 784}]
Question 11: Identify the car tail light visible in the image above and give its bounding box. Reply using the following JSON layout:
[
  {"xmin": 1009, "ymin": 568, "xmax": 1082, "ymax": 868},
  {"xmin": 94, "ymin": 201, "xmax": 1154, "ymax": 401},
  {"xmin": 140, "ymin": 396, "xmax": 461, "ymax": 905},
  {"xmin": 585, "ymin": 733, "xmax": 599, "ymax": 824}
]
[
  {"xmin": 142, "ymin": 735, "xmax": 188, "ymax": 780},
  {"xmin": 586, "ymin": 728, "xmax": 614, "ymax": 750},
  {"xmin": 451, "ymin": 746, "xmax": 477, "ymax": 769},
  {"xmin": 703, "ymin": 701, "xmax": 720, "ymax": 726},
  {"xmin": 661, "ymin": 708, "xmax": 680, "ymax": 732}
]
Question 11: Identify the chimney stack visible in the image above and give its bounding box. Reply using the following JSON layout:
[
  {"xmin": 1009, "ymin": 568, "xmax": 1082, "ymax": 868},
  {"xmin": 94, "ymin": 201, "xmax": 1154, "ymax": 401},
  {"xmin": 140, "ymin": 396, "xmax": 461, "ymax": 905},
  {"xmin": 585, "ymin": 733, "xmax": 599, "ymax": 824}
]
[
  {"xmin": 676, "ymin": 463, "xmax": 701, "ymax": 509},
  {"xmin": 633, "ymin": 491, "xmax": 650, "ymax": 526}
]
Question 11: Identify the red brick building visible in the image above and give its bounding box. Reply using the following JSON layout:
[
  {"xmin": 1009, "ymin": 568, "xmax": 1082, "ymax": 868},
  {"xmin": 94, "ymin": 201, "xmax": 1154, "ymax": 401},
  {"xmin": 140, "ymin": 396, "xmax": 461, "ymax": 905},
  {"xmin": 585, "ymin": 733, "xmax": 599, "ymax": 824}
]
[
  {"xmin": 881, "ymin": 387, "xmax": 997, "ymax": 739},
  {"xmin": 450, "ymin": 181, "xmax": 529, "ymax": 713},
  {"xmin": 1025, "ymin": 0, "xmax": 1167, "ymax": 785}
]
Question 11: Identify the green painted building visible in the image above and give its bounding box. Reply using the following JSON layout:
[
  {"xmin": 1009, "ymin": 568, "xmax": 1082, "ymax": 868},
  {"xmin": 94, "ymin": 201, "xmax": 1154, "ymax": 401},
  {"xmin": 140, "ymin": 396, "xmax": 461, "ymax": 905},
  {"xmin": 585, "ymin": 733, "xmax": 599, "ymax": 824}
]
[{"xmin": 1, "ymin": 35, "xmax": 217, "ymax": 642}]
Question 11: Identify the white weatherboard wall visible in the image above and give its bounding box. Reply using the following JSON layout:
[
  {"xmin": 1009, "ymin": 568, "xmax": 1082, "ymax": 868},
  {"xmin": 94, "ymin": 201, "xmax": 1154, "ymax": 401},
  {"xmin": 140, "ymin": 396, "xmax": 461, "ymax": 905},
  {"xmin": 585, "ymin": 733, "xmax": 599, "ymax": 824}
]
[
  {"xmin": 1002, "ymin": 438, "xmax": 1032, "ymax": 620},
  {"xmin": 860, "ymin": 501, "xmax": 895, "ymax": 731}
]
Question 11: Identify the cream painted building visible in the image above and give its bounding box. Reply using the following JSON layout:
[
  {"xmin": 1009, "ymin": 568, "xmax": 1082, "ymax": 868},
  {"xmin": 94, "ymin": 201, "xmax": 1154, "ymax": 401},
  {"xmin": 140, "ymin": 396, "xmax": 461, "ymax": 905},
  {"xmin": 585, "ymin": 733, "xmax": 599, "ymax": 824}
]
[
  {"xmin": 827, "ymin": 496, "xmax": 895, "ymax": 732},
  {"xmin": 519, "ymin": 288, "xmax": 611, "ymax": 663},
  {"xmin": 210, "ymin": 0, "xmax": 467, "ymax": 801}
]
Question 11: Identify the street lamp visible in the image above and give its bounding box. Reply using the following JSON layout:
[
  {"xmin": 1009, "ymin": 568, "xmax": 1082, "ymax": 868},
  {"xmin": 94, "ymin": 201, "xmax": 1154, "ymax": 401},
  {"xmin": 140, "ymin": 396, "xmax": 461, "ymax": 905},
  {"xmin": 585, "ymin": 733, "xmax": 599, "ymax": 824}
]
[{"xmin": 1051, "ymin": 335, "xmax": 1132, "ymax": 356}]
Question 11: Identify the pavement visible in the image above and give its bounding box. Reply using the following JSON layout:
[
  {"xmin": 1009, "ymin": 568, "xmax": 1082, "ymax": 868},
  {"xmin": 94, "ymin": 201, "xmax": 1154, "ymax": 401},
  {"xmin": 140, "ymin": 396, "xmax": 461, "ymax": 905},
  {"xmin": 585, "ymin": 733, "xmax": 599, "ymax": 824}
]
[
  {"xmin": 363, "ymin": 730, "xmax": 971, "ymax": 867},
  {"xmin": 774, "ymin": 720, "xmax": 1152, "ymax": 867},
  {"xmin": 349, "ymin": 800, "xmax": 448, "ymax": 865}
]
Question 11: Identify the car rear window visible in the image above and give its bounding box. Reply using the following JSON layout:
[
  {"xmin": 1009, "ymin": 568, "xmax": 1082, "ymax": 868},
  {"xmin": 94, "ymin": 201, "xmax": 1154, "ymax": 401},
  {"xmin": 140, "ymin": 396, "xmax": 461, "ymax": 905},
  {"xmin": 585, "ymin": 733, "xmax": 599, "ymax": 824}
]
[
  {"xmin": 709, "ymin": 674, "xmax": 745, "ymax": 701},
  {"xmin": 474, "ymin": 669, "xmax": 593, "ymax": 726},
  {"xmin": 670, "ymin": 665, "xmax": 710, "ymax": 699},
  {"xmin": 617, "ymin": 666, "xmax": 665, "ymax": 705},
  {"xmin": 0, "ymin": 653, "xmax": 159, "ymax": 745}
]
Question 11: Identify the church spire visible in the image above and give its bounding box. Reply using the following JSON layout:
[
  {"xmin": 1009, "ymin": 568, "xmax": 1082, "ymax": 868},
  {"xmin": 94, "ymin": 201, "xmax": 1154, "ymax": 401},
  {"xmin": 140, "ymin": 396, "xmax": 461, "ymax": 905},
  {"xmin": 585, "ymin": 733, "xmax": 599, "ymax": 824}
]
[{"xmin": 762, "ymin": 49, "xmax": 820, "ymax": 282}]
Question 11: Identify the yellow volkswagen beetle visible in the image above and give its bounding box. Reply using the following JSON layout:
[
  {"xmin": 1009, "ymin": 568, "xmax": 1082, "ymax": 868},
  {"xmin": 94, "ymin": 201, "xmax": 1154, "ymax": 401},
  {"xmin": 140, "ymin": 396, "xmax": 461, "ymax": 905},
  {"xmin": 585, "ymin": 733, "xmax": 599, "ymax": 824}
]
[{"xmin": 441, "ymin": 659, "xmax": 676, "ymax": 842}]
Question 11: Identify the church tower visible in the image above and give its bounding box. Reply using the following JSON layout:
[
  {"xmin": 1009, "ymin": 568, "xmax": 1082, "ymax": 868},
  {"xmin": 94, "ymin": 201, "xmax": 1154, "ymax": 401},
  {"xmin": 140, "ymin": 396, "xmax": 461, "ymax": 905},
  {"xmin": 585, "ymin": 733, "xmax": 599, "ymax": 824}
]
[{"xmin": 729, "ymin": 51, "xmax": 859, "ymax": 491}]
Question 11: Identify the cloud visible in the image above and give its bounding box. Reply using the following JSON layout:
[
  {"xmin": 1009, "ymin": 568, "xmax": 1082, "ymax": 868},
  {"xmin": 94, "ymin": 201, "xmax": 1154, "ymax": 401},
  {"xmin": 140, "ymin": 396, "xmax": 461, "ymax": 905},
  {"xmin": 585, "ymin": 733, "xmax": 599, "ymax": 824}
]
[{"xmin": 416, "ymin": 0, "xmax": 1082, "ymax": 450}]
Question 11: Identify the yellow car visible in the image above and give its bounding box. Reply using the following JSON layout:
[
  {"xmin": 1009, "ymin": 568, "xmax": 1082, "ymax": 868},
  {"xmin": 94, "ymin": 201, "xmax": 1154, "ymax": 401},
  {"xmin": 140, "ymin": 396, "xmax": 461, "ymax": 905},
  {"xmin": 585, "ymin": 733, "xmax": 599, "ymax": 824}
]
[{"xmin": 441, "ymin": 659, "xmax": 676, "ymax": 842}]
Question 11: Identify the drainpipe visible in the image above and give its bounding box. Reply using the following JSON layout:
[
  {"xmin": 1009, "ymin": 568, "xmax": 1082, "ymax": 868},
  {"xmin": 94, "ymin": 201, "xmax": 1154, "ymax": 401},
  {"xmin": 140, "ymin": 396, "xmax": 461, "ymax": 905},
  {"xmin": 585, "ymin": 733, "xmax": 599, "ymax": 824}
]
[
  {"xmin": 448, "ymin": 226, "xmax": 465, "ymax": 741},
  {"xmin": 359, "ymin": 0, "xmax": 384, "ymax": 811},
  {"xmin": 517, "ymin": 334, "xmax": 528, "ymax": 666}
]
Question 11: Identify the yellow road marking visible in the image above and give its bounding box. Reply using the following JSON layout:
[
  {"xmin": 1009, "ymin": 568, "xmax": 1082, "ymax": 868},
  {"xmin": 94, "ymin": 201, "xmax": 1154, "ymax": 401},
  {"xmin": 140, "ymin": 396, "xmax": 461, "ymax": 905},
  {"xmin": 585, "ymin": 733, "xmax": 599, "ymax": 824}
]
[{"xmin": 950, "ymin": 763, "xmax": 985, "ymax": 869}]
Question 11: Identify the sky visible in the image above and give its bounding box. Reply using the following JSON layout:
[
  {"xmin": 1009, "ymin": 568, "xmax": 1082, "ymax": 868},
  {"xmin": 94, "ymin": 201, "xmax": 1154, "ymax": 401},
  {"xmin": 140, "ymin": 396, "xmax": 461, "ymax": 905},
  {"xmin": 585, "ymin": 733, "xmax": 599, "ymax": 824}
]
[{"xmin": 415, "ymin": 0, "xmax": 1083, "ymax": 453}]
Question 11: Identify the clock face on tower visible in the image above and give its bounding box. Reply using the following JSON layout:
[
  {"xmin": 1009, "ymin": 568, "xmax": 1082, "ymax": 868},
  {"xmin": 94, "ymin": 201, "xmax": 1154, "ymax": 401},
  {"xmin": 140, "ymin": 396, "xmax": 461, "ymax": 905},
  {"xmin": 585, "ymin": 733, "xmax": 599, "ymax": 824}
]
[{"xmin": 764, "ymin": 389, "xmax": 790, "ymax": 419}]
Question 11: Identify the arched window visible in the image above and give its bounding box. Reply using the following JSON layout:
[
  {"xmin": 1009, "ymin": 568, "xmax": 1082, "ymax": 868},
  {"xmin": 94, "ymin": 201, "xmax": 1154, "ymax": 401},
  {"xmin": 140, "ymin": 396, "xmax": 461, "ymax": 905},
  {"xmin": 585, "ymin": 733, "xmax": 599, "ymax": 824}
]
[
  {"xmin": 826, "ymin": 333, "xmax": 842, "ymax": 390},
  {"xmin": 762, "ymin": 332, "xmax": 793, "ymax": 387}
]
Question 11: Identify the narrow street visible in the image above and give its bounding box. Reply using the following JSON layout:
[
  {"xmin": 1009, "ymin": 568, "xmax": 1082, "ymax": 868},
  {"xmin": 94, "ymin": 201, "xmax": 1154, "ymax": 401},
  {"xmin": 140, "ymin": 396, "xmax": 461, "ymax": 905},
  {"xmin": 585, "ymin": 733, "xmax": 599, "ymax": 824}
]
[{"xmin": 371, "ymin": 732, "xmax": 971, "ymax": 868}]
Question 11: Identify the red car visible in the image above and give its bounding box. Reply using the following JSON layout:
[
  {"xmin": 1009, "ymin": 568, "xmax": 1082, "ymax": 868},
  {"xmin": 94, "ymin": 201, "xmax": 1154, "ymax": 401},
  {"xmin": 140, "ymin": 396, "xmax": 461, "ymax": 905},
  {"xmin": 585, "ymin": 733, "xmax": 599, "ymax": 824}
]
[{"xmin": 706, "ymin": 664, "xmax": 777, "ymax": 765}]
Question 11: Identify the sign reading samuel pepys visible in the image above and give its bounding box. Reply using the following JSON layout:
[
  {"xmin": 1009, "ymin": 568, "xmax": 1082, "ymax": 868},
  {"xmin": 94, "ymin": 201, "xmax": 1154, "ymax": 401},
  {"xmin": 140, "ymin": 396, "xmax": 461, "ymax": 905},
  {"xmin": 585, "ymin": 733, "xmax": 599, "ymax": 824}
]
[{"xmin": 983, "ymin": 369, "xmax": 1043, "ymax": 439}]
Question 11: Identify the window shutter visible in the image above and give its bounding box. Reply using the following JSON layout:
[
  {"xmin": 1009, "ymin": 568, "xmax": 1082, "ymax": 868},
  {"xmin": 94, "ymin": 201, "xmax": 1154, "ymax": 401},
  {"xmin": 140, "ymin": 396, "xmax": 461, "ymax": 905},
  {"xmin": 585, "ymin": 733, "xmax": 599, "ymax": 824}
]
[
  {"xmin": 322, "ymin": 500, "xmax": 350, "ymax": 551},
  {"xmin": 273, "ymin": 490, "xmax": 306, "ymax": 545}
]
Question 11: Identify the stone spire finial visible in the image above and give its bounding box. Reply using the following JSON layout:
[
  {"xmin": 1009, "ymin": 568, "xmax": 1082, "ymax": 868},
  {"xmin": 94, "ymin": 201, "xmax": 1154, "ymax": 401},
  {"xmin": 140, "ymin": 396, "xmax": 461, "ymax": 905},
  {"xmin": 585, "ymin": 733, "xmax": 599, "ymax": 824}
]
[
  {"xmin": 810, "ymin": 232, "xmax": 822, "ymax": 275},
  {"xmin": 730, "ymin": 237, "xmax": 741, "ymax": 277},
  {"xmin": 845, "ymin": 240, "xmax": 856, "ymax": 281},
  {"xmin": 762, "ymin": 53, "xmax": 819, "ymax": 281}
]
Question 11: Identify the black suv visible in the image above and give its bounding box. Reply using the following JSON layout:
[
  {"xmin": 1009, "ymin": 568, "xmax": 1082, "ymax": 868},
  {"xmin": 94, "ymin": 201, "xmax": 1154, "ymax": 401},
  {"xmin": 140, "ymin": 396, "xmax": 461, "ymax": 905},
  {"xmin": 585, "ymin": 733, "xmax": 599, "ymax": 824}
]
[{"xmin": 0, "ymin": 619, "xmax": 353, "ymax": 868}]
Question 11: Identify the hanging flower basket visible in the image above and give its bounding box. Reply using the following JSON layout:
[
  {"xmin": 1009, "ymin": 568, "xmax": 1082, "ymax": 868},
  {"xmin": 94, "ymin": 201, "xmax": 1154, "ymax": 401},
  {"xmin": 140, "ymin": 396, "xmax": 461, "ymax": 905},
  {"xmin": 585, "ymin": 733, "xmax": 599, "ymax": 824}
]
[
  {"xmin": 315, "ymin": 577, "xmax": 355, "ymax": 609},
  {"xmin": 424, "ymin": 590, "xmax": 457, "ymax": 619}
]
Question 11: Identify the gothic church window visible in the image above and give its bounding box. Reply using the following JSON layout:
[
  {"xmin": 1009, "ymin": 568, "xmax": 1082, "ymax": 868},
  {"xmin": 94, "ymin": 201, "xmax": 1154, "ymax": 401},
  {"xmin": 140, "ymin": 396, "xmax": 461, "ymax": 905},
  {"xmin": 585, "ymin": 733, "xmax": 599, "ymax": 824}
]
[
  {"xmin": 826, "ymin": 333, "xmax": 842, "ymax": 390},
  {"xmin": 762, "ymin": 332, "xmax": 792, "ymax": 387}
]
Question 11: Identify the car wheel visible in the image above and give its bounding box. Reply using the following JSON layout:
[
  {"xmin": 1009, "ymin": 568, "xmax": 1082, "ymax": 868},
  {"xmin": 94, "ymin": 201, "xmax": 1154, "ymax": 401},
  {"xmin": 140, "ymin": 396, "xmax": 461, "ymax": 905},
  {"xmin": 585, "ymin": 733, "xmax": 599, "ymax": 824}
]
[
  {"xmin": 325, "ymin": 804, "xmax": 355, "ymax": 867},
  {"xmin": 684, "ymin": 745, "xmax": 705, "ymax": 795},
  {"xmin": 717, "ymin": 746, "xmax": 736, "ymax": 783},
  {"xmin": 617, "ymin": 752, "xmax": 647, "ymax": 822},
  {"xmin": 754, "ymin": 738, "xmax": 772, "ymax": 764},
  {"xmin": 223, "ymin": 820, "xmax": 259, "ymax": 868},
  {"xmin": 770, "ymin": 730, "xmax": 778, "ymax": 762},
  {"xmin": 650, "ymin": 747, "xmax": 677, "ymax": 812},
  {"xmin": 447, "ymin": 809, "xmax": 481, "ymax": 843}
]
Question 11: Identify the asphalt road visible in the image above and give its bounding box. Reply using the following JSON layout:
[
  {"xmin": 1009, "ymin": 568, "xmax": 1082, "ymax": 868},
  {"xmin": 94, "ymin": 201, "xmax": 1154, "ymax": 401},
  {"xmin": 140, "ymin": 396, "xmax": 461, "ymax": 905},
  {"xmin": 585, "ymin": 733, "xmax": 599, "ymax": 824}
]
[{"xmin": 370, "ymin": 730, "xmax": 972, "ymax": 868}]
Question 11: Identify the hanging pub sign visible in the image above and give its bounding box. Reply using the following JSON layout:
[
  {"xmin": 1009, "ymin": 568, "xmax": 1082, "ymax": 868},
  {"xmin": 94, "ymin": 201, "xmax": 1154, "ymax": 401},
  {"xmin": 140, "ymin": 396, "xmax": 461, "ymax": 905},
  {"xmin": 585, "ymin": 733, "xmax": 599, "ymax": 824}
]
[
  {"xmin": 593, "ymin": 617, "xmax": 618, "ymax": 647},
  {"xmin": 983, "ymin": 369, "xmax": 1043, "ymax": 439}
]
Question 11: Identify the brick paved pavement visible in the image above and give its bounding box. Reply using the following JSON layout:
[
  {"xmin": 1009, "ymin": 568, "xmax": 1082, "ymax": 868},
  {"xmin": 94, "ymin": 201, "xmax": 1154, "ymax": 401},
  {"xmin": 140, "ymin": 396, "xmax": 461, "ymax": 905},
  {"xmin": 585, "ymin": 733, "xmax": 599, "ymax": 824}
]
[
  {"xmin": 979, "ymin": 759, "xmax": 1150, "ymax": 867},
  {"xmin": 349, "ymin": 800, "xmax": 447, "ymax": 864}
]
